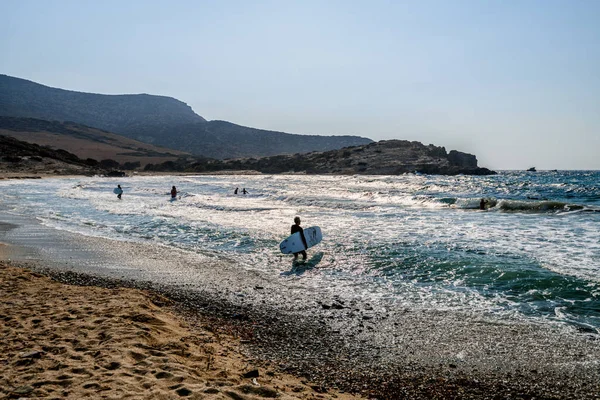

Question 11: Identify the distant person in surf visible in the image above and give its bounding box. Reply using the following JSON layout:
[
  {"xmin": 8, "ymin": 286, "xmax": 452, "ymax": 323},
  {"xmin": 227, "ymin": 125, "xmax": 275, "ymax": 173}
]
[
  {"xmin": 291, "ymin": 216, "xmax": 307, "ymax": 261},
  {"xmin": 171, "ymin": 186, "xmax": 177, "ymax": 199},
  {"xmin": 242, "ymin": 188, "xmax": 248, "ymax": 195},
  {"xmin": 234, "ymin": 187, "xmax": 239, "ymax": 194},
  {"xmin": 116, "ymin": 184, "xmax": 122, "ymax": 200},
  {"xmin": 480, "ymin": 198, "xmax": 487, "ymax": 210}
]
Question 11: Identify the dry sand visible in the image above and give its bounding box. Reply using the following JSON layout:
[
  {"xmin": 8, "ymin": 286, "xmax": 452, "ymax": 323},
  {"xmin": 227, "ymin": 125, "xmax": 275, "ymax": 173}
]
[{"xmin": 0, "ymin": 259, "xmax": 361, "ymax": 400}]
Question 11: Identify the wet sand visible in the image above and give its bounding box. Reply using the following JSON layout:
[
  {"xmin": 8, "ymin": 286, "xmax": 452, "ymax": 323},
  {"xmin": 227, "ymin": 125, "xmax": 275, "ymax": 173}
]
[{"xmin": 1, "ymin": 213, "xmax": 600, "ymax": 399}]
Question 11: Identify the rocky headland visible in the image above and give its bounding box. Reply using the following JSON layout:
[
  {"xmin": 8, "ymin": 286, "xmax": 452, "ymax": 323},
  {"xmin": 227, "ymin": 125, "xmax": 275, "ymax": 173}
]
[
  {"xmin": 147, "ymin": 140, "xmax": 496, "ymax": 175},
  {"xmin": 1, "ymin": 132, "xmax": 495, "ymax": 177}
]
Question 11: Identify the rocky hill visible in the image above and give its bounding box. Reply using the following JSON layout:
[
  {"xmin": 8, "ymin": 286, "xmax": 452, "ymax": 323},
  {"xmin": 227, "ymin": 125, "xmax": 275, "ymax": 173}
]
[
  {"xmin": 0, "ymin": 75, "xmax": 372, "ymax": 159},
  {"xmin": 0, "ymin": 116, "xmax": 187, "ymax": 167},
  {"xmin": 0, "ymin": 134, "xmax": 495, "ymax": 177},
  {"xmin": 0, "ymin": 134, "xmax": 101, "ymax": 177},
  {"xmin": 146, "ymin": 140, "xmax": 496, "ymax": 175}
]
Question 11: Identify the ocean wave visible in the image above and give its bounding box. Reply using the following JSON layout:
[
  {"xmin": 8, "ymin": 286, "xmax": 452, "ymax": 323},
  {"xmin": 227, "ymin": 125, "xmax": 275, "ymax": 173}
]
[
  {"xmin": 445, "ymin": 197, "xmax": 594, "ymax": 213},
  {"xmin": 495, "ymin": 199, "xmax": 583, "ymax": 213},
  {"xmin": 275, "ymin": 195, "xmax": 376, "ymax": 210},
  {"xmin": 452, "ymin": 198, "xmax": 499, "ymax": 209},
  {"xmin": 3, "ymin": 173, "xmax": 600, "ymax": 333}
]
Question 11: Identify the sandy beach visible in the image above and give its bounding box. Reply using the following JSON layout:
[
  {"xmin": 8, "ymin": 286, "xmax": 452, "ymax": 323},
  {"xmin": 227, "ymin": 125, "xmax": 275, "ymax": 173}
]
[
  {"xmin": 0, "ymin": 257, "xmax": 361, "ymax": 400},
  {"xmin": 1, "ymin": 178, "xmax": 599, "ymax": 400},
  {"xmin": 3, "ymin": 0, "xmax": 600, "ymax": 396}
]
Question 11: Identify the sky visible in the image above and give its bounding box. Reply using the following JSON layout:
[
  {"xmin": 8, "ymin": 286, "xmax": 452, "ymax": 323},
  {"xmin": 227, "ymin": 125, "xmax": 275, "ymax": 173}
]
[{"xmin": 1, "ymin": 0, "xmax": 599, "ymax": 170}]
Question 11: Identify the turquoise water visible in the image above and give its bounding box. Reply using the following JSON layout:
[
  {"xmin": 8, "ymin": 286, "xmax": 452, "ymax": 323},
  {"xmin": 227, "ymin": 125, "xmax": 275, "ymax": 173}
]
[{"xmin": 1, "ymin": 171, "xmax": 599, "ymax": 332}]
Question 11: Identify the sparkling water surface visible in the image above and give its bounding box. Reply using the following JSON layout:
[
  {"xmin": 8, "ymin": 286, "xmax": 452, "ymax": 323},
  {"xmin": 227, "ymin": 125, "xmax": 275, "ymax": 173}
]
[{"xmin": 1, "ymin": 171, "xmax": 599, "ymax": 332}]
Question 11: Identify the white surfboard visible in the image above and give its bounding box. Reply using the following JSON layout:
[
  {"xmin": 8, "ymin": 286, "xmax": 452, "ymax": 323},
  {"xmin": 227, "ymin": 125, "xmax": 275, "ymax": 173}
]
[{"xmin": 279, "ymin": 226, "xmax": 322, "ymax": 254}]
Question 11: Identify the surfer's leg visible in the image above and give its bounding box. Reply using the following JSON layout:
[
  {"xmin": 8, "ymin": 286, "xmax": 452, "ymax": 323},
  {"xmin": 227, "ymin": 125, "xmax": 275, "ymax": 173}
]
[{"xmin": 301, "ymin": 250, "xmax": 307, "ymax": 260}]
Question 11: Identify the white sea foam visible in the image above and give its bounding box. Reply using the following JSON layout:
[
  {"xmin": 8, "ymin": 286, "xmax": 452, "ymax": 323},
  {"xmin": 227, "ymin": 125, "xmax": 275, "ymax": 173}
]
[{"xmin": 1, "ymin": 173, "xmax": 599, "ymax": 330}]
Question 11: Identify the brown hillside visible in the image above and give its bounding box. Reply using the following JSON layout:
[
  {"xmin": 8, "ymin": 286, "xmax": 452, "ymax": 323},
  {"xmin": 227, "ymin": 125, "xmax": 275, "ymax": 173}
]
[{"xmin": 0, "ymin": 117, "xmax": 188, "ymax": 167}]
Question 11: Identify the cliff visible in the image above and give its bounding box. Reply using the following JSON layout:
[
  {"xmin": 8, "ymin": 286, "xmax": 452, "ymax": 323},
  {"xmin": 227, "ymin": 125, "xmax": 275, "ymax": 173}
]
[
  {"xmin": 146, "ymin": 140, "xmax": 497, "ymax": 176},
  {"xmin": 227, "ymin": 140, "xmax": 495, "ymax": 175}
]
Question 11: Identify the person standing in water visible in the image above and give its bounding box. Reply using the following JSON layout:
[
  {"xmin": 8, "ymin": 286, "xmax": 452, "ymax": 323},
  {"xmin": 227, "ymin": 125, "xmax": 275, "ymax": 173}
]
[
  {"xmin": 171, "ymin": 186, "xmax": 177, "ymax": 199},
  {"xmin": 242, "ymin": 188, "xmax": 248, "ymax": 195},
  {"xmin": 234, "ymin": 187, "xmax": 239, "ymax": 194},
  {"xmin": 291, "ymin": 216, "xmax": 307, "ymax": 261},
  {"xmin": 116, "ymin": 184, "xmax": 123, "ymax": 200}
]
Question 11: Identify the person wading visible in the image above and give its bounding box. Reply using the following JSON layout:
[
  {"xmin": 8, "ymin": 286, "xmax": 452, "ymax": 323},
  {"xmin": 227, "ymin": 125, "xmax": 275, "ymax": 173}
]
[{"xmin": 291, "ymin": 216, "xmax": 307, "ymax": 261}]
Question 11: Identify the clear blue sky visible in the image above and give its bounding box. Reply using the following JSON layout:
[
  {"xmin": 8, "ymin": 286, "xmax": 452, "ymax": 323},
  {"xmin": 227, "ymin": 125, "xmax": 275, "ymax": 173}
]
[{"xmin": 2, "ymin": 0, "xmax": 599, "ymax": 169}]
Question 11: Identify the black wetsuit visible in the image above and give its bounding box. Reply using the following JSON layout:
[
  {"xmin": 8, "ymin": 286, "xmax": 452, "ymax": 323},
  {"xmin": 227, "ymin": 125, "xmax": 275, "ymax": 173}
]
[{"xmin": 291, "ymin": 224, "xmax": 308, "ymax": 259}]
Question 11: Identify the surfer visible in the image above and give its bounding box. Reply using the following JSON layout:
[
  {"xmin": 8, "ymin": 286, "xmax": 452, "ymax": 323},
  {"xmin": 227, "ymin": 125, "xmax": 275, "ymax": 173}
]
[
  {"xmin": 171, "ymin": 186, "xmax": 177, "ymax": 199},
  {"xmin": 479, "ymin": 198, "xmax": 487, "ymax": 210},
  {"xmin": 234, "ymin": 187, "xmax": 239, "ymax": 194},
  {"xmin": 242, "ymin": 188, "xmax": 248, "ymax": 195},
  {"xmin": 291, "ymin": 216, "xmax": 307, "ymax": 261},
  {"xmin": 116, "ymin": 184, "xmax": 122, "ymax": 200}
]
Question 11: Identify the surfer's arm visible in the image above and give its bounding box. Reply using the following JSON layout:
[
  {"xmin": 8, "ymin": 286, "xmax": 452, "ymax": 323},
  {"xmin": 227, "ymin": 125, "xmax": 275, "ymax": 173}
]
[
  {"xmin": 296, "ymin": 227, "xmax": 308, "ymax": 248},
  {"xmin": 290, "ymin": 225, "xmax": 308, "ymax": 248},
  {"xmin": 300, "ymin": 231, "xmax": 308, "ymax": 249}
]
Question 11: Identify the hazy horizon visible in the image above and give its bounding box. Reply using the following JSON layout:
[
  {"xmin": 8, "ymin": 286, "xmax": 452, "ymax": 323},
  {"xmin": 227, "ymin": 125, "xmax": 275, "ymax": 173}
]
[{"xmin": 2, "ymin": 0, "xmax": 599, "ymax": 170}]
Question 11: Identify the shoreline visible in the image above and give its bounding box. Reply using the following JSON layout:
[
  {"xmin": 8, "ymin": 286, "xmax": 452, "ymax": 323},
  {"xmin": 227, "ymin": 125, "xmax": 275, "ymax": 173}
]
[
  {"xmin": 1, "ymin": 214, "xmax": 600, "ymax": 399},
  {"xmin": 6, "ymin": 257, "xmax": 600, "ymax": 400},
  {"xmin": 0, "ymin": 259, "xmax": 361, "ymax": 400},
  {"xmin": 40, "ymin": 265, "xmax": 600, "ymax": 400}
]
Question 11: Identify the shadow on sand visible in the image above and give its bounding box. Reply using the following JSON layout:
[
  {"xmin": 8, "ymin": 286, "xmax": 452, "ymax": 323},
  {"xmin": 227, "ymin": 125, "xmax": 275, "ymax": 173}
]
[{"xmin": 280, "ymin": 252, "xmax": 324, "ymax": 277}]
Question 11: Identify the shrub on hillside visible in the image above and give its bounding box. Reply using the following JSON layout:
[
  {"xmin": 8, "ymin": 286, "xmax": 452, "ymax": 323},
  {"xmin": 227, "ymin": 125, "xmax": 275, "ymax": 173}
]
[
  {"xmin": 122, "ymin": 161, "xmax": 141, "ymax": 170},
  {"xmin": 99, "ymin": 159, "xmax": 120, "ymax": 169}
]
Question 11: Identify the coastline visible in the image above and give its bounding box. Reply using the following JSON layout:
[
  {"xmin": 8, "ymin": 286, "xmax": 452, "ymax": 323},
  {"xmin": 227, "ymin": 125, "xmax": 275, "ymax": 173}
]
[{"xmin": 1, "ymin": 202, "xmax": 599, "ymax": 399}]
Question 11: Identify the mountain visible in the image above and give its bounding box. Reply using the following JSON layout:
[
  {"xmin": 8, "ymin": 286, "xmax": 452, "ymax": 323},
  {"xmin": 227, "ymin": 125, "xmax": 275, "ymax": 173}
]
[
  {"xmin": 0, "ymin": 74, "xmax": 204, "ymax": 132},
  {"xmin": 0, "ymin": 74, "xmax": 372, "ymax": 159},
  {"xmin": 145, "ymin": 140, "xmax": 497, "ymax": 175},
  {"xmin": 148, "ymin": 120, "xmax": 374, "ymax": 159},
  {"xmin": 0, "ymin": 116, "xmax": 188, "ymax": 167}
]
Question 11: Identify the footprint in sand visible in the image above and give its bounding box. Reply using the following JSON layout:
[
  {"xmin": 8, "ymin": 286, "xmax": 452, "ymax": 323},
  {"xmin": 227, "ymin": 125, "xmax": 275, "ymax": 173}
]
[
  {"xmin": 128, "ymin": 350, "xmax": 147, "ymax": 362},
  {"xmin": 155, "ymin": 371, "xmax": 173, "ymax": 379},
  {"xmin": 70, "ymin": 367, "xmax": 91, "ymax": 375},
  {"xmin": 103, "ymin": 361, "xmax": 121, "ymax": 370}
]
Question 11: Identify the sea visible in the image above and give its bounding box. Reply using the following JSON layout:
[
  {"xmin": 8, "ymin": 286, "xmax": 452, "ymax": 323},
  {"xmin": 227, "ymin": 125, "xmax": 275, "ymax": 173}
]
[{"xmin": 1, "ymin": 171, "xmax": 599, "ymax": 333}]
